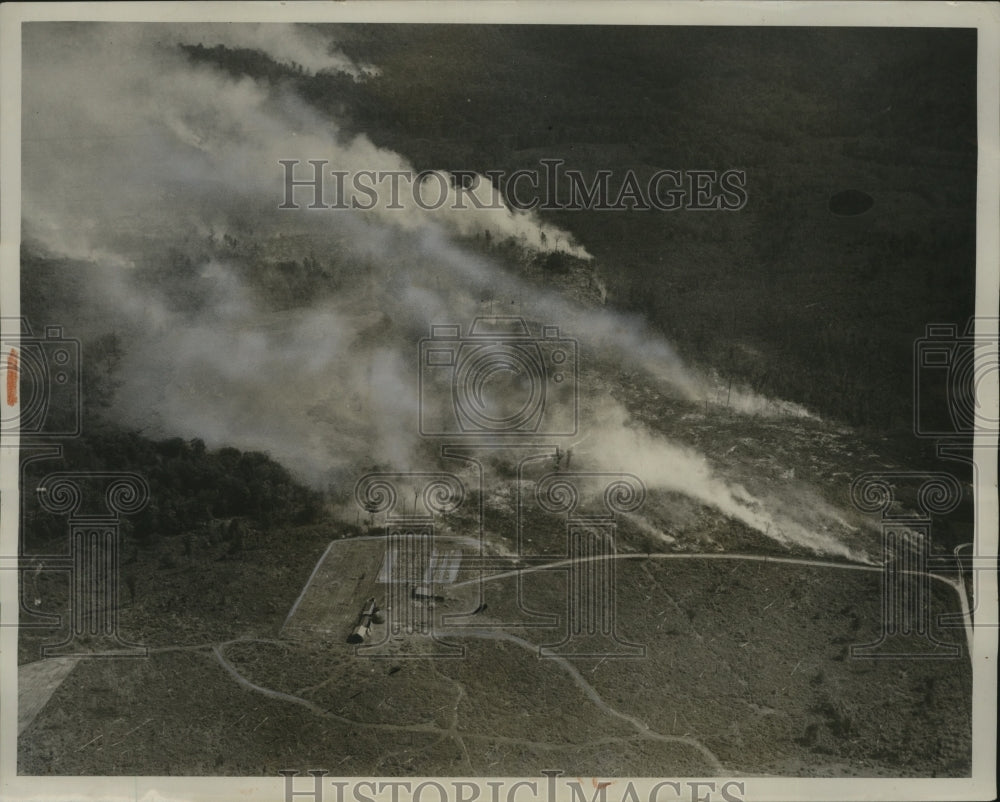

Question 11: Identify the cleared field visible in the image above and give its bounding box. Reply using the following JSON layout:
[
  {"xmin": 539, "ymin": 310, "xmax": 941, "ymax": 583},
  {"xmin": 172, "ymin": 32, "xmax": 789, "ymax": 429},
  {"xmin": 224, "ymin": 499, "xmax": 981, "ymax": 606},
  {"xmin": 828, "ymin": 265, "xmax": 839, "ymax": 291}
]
[
  {"xmin": 280, "ymin": 538, "xmax": 386, "ymax": 641},
  {"xmin": 18, "ymin": 547, "xmax": 971, "ymax": 777},
  {"xmin": 17, "ymin": 657, "xmax": 80, "ymax": 736},
  {"xmin": 280, "ymin": 536, "xmax": 487, "ymax": 650}
]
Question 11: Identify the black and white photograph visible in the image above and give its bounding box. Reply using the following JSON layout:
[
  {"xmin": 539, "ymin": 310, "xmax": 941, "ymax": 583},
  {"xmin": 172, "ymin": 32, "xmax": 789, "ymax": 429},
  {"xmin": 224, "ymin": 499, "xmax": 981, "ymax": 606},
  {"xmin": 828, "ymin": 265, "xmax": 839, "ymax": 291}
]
[{"xmin": 1, "ymin": 3, "xmax": 997, "ymax": 801}]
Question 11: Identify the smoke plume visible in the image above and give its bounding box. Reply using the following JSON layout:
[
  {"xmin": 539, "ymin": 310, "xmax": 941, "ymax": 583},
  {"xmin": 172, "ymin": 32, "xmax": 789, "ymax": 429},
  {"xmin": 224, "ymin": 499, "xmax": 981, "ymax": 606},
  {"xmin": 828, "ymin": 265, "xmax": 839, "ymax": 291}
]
[{"xmin": 21, "ymin": 22, "xmax": 869, "ymax": 561}]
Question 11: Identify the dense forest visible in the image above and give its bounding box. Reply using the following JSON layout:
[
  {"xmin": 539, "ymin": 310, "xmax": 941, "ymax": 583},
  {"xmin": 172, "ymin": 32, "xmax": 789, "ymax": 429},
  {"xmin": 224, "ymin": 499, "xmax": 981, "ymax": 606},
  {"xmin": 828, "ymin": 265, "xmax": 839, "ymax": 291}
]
[
  {"xmin": 20, "ymin": 25, "xmax": 979, "ymax": 550},
  {"xmin": 12, "ymin": 23, "xmax": 983, "ymax": 780},
  {"xmin": 19, "ymin": 251, "xmax": 325, "ymax": 549},
  {"xmin": 185, "ymin": 25, "xmax": 977, "ymax": 439}
]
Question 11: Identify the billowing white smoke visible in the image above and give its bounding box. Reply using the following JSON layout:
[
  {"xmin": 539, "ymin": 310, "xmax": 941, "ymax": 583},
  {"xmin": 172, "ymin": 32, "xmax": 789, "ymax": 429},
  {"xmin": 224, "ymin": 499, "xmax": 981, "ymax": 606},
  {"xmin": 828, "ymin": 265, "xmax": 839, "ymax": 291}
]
[
  {"xmin": 21, "ymin": 22, "xmax": 861, "ymax": 560},
  {"xmin": 177, "ymin": 22, "xmax": 380, "ymax": 78},
  {"xmin": 707, "ymin": 376, "xmax": 819, "ymax": 419},
  {"xmin": 112, "ymin": 276, "xmax": 421, "ymax": 480},
  {"xmin": 409, "ymin": 171, "xmax": 592, "ymax": 259},
  {"xmin": 21, "ymin": 23, "xmax": 586, "ymax": 266},
  {"xmin": 20, "ymin": 22, "xmax": 693, "ymax": 463},
  {"xmin": 579, "ymin": 401, "xmax": 866, "ymax": 560}
]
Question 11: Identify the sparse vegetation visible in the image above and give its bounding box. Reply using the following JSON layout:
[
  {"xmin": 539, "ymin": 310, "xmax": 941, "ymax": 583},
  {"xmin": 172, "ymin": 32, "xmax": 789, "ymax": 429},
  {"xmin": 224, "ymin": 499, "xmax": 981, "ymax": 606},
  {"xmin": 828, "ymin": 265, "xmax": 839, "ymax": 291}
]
[{"xmin": 18, "ymin": 23, "xmax": 977, "ymax": 779}]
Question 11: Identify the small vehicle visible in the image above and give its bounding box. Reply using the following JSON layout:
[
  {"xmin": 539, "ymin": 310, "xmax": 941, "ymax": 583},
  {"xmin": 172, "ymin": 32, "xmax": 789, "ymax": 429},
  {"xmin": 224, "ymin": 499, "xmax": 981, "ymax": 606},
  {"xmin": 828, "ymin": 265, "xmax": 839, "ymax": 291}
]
[{"xmin": 347, "ymin": 597, "xmax": 384, "ymax": 643}]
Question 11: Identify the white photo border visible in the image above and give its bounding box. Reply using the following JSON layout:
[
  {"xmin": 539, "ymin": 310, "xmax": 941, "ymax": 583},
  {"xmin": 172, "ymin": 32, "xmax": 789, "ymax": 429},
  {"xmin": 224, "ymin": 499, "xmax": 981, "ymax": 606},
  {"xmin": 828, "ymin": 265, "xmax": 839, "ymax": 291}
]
[{"xmin": 1, "ymin": 2, "xmax": 997, "ymax": 801}]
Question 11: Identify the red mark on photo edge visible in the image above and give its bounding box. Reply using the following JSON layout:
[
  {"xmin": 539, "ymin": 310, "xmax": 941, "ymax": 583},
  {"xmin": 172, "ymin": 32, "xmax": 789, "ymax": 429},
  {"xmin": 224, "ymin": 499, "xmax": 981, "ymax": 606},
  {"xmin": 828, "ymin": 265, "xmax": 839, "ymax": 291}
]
[
  {"xmin": 578, "ymin": 778, "xmax": 615, "ymax": 791},
  {"xmin": 5, "ymin": 348, "xmax": 17, "ymax": 406}
]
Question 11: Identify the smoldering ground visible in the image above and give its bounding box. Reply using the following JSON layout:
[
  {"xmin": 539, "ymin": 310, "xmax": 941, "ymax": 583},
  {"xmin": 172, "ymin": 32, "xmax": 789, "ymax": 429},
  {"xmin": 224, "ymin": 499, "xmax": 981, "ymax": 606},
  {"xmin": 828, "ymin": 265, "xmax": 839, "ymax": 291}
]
[{"xmin": 21, "ymin": 22, "xmax": 874, "ymax": 561}]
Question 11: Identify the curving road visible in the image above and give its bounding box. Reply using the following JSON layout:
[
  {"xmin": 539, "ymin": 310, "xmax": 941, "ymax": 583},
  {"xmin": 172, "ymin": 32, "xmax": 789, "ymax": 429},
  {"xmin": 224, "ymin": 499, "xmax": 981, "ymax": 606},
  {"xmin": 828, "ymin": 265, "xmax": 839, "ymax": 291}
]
[
  {"xmin": 208, "ymin": 636, "xmax": 708, "ymax": 769},
  {"xmin": 453, "ymin": 549, "xmax": 974, "ymax": 658}
]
